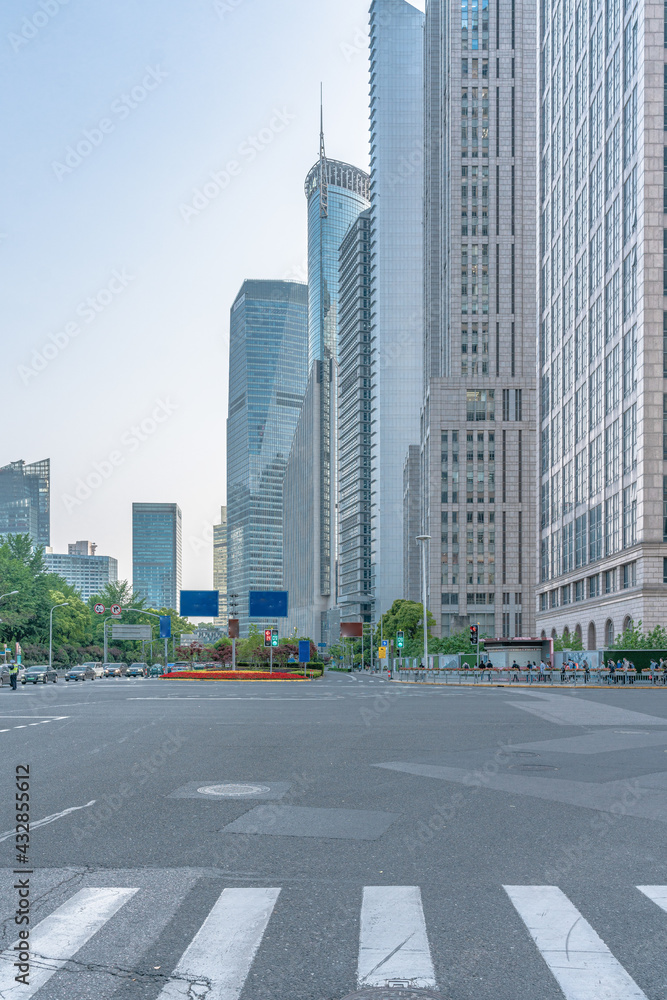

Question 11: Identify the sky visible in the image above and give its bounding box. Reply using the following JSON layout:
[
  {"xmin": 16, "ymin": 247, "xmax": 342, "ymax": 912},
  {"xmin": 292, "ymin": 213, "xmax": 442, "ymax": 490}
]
[{"xmin": 1, "ymin": 0, "xmax": 422, "ymax": 594}]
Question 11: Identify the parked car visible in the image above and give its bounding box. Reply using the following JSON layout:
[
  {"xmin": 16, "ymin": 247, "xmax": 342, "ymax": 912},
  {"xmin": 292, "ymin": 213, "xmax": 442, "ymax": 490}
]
[
  {"xmin": 127, "ymin": 662, "xmax": 148, "ymax": 678},
  {"xmin": 167, "ymin": 662, "xmax": 190, "ymax": 673},
  {"xmin": 81, "ymin": 661, "xmax": 103, "ymax": 678},
  {"xmin": 103, "ymin": 662, "xmax": 127, "ymax": 677},
  {"xmin": 21, "ymin": 665, "xmax": 58, "ymax": 684},
  {"xmin": 148, "ymin": 663, "xmax": 163, "ymax": 677},
  {"xmin": 65, "ymin": 664, "xmax": 95, "ymax": 681}
]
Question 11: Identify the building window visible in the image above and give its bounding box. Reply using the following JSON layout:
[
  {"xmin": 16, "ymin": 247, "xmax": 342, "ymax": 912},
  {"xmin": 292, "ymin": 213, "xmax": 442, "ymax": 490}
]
[
  {"xmin": 466, "ymin": 390, "xmax": 495, "ymax": 420},
  {"xmin": 605, "ymin": 492, "xmax": 620, "ymax": 555},
  {"xmin": 623, "ymin": 561, "xmax": 637, "ymax": 588},
  {"xmin": 605, "ymin": 618, "xmax": 615, "ymax": 645},
  {"xmin": 622, "ymin": 484, "xmax": 637, "ymax": 548},
  {"xmin": 604, "ymin": 569, "xmax": 616, "ymax": 594},
  {"xmin": 664, "ymin": 557, "xmax": 667, "ymax": 584},
  {"xmin": 575, "ymin": 514, "xmax": 588, "ymax": 568},
  {"xmin": 589, "ymin": 505, "xmax": 602, "ymax": 561},
  {"xmin": 575, "ymin": 579, "xmax": 585, "ymax": 601},
  {"xmin": 588, "ymin": 574, "xmax": 600, "ymax": 598},
  {"xmin": 561, "ymin": 584, "xmax": 571, "ymax": 605}
]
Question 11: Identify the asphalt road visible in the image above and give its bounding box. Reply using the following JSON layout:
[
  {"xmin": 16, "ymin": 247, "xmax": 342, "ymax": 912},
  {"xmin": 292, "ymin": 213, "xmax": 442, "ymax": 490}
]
[{"xmin": 0, "ymin": 670, "xmax": 667, "ymax": 999}]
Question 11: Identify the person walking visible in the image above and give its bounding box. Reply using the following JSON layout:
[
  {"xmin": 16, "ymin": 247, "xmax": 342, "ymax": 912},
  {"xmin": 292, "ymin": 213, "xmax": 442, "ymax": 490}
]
[{"xmin": 8, "ymin": 662, "xmax": 18, "ymax": 690}]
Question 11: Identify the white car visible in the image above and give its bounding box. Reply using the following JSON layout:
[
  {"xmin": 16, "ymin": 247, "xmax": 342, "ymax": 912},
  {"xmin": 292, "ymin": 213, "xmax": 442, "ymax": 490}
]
[{"xmin": 81, "ymin": 661, "xmax": 104, "ymax": 678}]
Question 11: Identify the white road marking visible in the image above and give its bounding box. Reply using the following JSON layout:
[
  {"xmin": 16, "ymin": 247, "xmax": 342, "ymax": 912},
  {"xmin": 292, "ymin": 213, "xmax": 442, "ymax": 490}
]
[
  {"xmin": 504, "ymin": 885, "xmax": 648, "ymax": 999},
  {"xmin": 637, "ymin": 885, "xmax": 667, "ymax": 912},
  {"xmin": 358, "ymin": 886, "xmax": 436, "ymax": 989},
  {"xmin": 0, "ymin": 887, "xmax": 137, "ymax": 998},
  {"xmin": 157, "ymin": 886, "xmax": 280, "ymax": 999},
  {"xmin": 0, "ymin": 800, "xmax": 96, "ymax": 843},
  {"xmin": 127, "ymin": 696, "xmax": 343, "ymax": 702}
]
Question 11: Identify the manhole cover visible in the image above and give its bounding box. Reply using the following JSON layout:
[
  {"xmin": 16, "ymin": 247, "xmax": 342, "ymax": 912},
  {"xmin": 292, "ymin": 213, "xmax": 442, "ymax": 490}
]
[
  {"xmin": 341, "ymin": 990, "xmax": 445, "ymax": 1000},
  {"xmin": 197, "ymin": 783, "xmax": 271, "ymax": 797},
  {"xmin": 508, "ymin": 764, "xmax": 559, "ymax": 771}
]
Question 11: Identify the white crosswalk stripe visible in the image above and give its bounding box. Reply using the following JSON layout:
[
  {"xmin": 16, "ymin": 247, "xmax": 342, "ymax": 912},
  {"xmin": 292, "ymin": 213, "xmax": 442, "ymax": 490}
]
[
  {"xmin": 156, "ymin": 886, "xmax": 280, "ymax": 999},
  {"xmin": 504, "ymin": 885, "xmax": 648, "ymax": 1000},
  {"xmin": 0, "ymin": 887, "xmax": 137, "ymax": 999},
  {"xmin": 358, "ymin": 886, "xmax": 436, "ymax": 989},
  {"xmin": 637, "ymin": 885, "xmax": 667, "ymax": 912}
]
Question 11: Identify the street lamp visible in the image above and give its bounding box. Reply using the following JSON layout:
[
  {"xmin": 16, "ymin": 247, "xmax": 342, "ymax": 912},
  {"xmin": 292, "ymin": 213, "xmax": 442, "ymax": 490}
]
[
  {"xmin": 0, "ymin": 591, "xmax": 18, "ymax": 601},
  {"xmin": 416, "ymin": 535, "xmax": 431, "ymax": 667},
  {"xmin": 49, "ymin": 603, "xmax": 69, "ymax": 670}
]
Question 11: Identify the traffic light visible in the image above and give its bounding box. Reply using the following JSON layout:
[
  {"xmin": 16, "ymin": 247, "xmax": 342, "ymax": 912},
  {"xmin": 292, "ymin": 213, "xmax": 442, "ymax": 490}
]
[
  {"xmin": 396, "ymin": 631, "xmax": 405, "ymax": 649},
  {"xmin": 470, "ymin": 624, "xmax": 479, "ymax": 646},
  {"xmin": 271, "ymin": 629, "xmax": 279, "ymax": 647},
  {"xmin": 264, "ymin": 629, "xmax": 272, "ymax": 647}
]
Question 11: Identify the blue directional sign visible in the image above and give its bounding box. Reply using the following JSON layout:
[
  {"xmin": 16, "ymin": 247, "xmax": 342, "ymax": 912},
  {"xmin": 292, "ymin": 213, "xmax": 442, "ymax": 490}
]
[
  {"xmin": 159, "ymin": 616, "xmax": 172, "ymax": 639},
  {"xmin": 298, "ymin": 640, "xmax": 311, "ymax": 663},
  {"xmin": 248, "ymin": 590, "xmax": 288, "ymax": 618},
  {"xmin": 180, "ymin": 591, "xmax": 220, "ymax": 617}
]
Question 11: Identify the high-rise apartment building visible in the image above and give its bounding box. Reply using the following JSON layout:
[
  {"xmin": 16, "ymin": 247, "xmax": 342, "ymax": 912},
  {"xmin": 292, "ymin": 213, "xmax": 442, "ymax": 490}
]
[
  {"xmin": 419, "ymin": 0, "xmax": 537, "ymax": 638},
  {"xmin": 0, "ymin": 459, "xmax": 50, "ymax": 547},
  {"xmin": 369, "ymin": 0, "xmax": 425, "ymax": 618},
  {"xmin": 44, "ymin": 542, "xmax": 118, "ymax": 601},
  {"xmin": 536, "ymin": 0, "xmax": 666, "ymax": 646},
  {"xmin": 132, "ymin": 503, "xmax": 182, "ymax": 610},
  {"xmin": 227, "ymin": 280, "xmax": 308, "ymax": 635},
  {"xmin": 337, "ymin": 209, "xmax": 373, "ymax": 623},
  {"xmin": 213, "ymin": 506, "xmax": 227, "ymax": 627}
]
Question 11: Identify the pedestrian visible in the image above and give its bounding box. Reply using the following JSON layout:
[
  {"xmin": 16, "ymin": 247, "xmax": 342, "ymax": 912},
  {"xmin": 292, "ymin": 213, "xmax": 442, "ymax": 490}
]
[{"xmin": 8, "ymin": 662, "xmax": 18, "ymax": 690}]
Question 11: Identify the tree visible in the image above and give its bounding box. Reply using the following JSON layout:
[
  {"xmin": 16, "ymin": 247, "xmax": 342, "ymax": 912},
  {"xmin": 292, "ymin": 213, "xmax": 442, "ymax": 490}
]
[
  {"xmin": 49, "ymin": 585, "xmax": 90, "ymax": 647},
  {"xmin": 609, "ymin": 619, "xmax": 667, "ymax": 650}
]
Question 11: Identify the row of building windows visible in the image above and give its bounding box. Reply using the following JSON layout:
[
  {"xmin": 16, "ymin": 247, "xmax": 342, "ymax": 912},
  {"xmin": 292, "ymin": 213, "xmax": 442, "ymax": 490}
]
[
  {"xmin": 541, "ymin": 486, "xmax": 636, "ymax": 580},
  {"xmin": 540, "ymin": 560, "xmax": 637, "ymax": 611}
]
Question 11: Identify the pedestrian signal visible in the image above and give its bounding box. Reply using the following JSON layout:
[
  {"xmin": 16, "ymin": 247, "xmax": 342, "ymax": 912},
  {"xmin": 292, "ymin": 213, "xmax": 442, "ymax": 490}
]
[
  {"xmin": 264, "ymin": 629, "xmax": 272, "ymax": 647},
  {"xmin": 271, "ymin": 629, "xmax": 279, "ymax": 647},
  {"xmin": 396, "ymin": 631, "xmax": 405, "ymax": 649}
]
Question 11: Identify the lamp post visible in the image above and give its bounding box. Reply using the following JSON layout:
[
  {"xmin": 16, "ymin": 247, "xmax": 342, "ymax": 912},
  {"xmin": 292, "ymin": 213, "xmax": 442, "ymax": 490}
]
[
  {"xmin": 49, "ymin": 603, "xmax": 69, "ymax": 670},
  {"xmin": 416, "ymin": 535, "xmax": 431, "ymax": 668}
]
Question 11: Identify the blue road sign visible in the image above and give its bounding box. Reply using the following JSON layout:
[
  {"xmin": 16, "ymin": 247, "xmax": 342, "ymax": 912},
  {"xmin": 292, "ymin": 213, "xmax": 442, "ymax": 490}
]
[
  {"xmin": 159, "ymin": 616, "xmax": 172, "ymax": 639},
  {"xmin": 299, "ymin": 640, "xmax": 310, "ymax": 663},
  {"xmin": 381, "ymin": 640, "xmax": 389, "ymax": 647},
  {"xmin": 248, "ymin": 590, "xmax": 288, "ymax": 618},
  {"xmin": 180, "ymin": 591, "xmax": 219, "ymax": 617}
]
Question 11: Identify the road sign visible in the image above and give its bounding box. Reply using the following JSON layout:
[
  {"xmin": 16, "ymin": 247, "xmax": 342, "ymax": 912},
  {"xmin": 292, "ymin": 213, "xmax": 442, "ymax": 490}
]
[
  {"xmin": 159, "ymin": 615, "xmax": 171, "ymax": 639},
  {"xmin": 340, "ymin": 622, "xmax": 363, "ymax": 638},
  {"xmin": 264, "ymin": 629, "xmax": 272, "ymax": 647},
  {"xmin": 111, "ymin": 624, "xmax": 152, "ymax": 640},
  {"xmin": 378, "ymin": 647, "xmax": 387, "ymax": 659},
  {"xmin": 93, "ymin": 604, "xmax": 105, "ymax": 615},
  {"xmin": 228, "ymin": 619, "xmax": 239, "ymax": 639},
  {"xmin": 248, "ymin": 591, "xmax": 288, "ymax": 618},
  {"xmin": 298, "ymin": 640, "xmax": 310, "ymax": 663},
  {"xmin": 381, "ymin": 640, "xmax": 389, "ymax": 647},
  {"xmin": 317, "ymin": 642, "xmax": 327, "ymax": 648},
  {"xmin": 111, "ymin": 604, "xmax": 122, "ymax": 616},
  {"xmin": 180, "ymin": 591, "xmax": 220, "ymax": 617}
]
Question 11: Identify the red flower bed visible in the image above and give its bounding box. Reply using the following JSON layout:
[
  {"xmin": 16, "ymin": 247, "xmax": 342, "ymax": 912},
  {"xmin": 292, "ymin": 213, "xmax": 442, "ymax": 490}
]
[{"xmin": 161, "ymin": 670, "xmax": 309, "ymax": 681}]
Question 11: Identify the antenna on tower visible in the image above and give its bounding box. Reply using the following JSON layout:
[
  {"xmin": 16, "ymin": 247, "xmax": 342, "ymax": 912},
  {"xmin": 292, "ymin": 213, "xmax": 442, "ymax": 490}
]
[{"xmin": 319, "ymin": 83, "xmax": 328, "ymax": 219}]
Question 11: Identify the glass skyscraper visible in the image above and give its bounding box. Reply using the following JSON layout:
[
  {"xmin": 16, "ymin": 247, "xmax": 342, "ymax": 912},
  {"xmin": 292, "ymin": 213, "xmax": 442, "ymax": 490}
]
[
  {"xmin": 0, "ymin": 459, "xmax": 50, "ymax": 547},
  {"xmin": 369, "ymin": 0, "xmax": 425, "ymax": 618},
  {"xmin": 226, "ymin": 280, "xmax": 308, "ymax": 635},
  {"xmin": 132, "ymin": 503, "xmax": 182, "ymax": 610}
]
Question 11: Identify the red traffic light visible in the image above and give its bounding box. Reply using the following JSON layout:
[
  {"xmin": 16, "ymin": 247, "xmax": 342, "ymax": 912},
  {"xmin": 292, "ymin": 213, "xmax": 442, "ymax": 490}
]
[
  {"xmin": 264, "ymin": 629, "xmax": 272, "ymax": 647},
  {"xmin": 470, "ymin": 625, "xmax": 479, "ymax": 645}
]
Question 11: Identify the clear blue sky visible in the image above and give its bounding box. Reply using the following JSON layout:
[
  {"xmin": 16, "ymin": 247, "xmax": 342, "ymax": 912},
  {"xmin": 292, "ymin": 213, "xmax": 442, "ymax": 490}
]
[{"xmin": 1, "ymin": 0, "xmax": 428, "ymax": 591}]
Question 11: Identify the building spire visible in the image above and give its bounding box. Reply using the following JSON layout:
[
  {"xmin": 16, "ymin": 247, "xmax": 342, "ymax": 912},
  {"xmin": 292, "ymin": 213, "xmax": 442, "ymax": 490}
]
[{"xmin": 319, "ymin": 83, "xmax": 328, "ymax": 219}]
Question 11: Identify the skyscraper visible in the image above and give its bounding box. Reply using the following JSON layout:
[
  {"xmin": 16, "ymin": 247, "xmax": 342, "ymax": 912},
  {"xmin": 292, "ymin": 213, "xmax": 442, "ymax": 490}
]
[
  {"xmin": 0, "ymin": 459, "xmax": 50, "ymax": 547},
  {"xmin": 369, "ymin": 0, "xmax": 425, "ymax": 618},
  {"xmin": 536, "ymin": 0, "xmax": 665, "ymax": 646},
  {"xmin": 213, "ymin": 506, "xmax": 227, "ymax": 627},
  {"xmin": 337, "ymin": 208, "xmax": 373, "ymax": 623},
  {"xmin": 132, "ymin": 503, "xmax": 182, "ymax": 610},
  {"xmin": 420, "ymin": 0, "xmax": 537, "ymax": 638},
  {"xmin": 44, "ymin": 542, "xmax": 118, "ymax": 601},
  {"xmin": 226, "ymin": 280, "xmax": 308, "ymax": 635}
]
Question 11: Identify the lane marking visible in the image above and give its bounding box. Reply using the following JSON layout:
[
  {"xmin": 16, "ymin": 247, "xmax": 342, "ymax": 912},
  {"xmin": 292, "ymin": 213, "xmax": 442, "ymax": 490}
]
[
  {"xmin": 504, "ymin": 885, "xmax": 648, "ymax": 999},
  {"xmin": 157, "ymin": 886, "xmax": 280, "ymax": 999},
  {"xmin": 0, "ymin": 887, "xmax": 137, "ymax": 998},
  {"xmin": 637, "ymin": 885, "xmax": 667, "ymax": 911},
  {"xmin": 0, "ymin": 800, "xmax": 96, "ymax": 843},
  {"xmin": 358, "ymin": 886, "xmax": 436, "ymax": 989}
]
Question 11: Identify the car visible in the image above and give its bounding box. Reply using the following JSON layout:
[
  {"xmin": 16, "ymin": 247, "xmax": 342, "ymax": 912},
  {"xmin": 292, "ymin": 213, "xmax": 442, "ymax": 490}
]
[
  {"xmin": 167, "ymin": 662, "xmax": 190, "ymax": 673},
  {"xmin": 81, "ymin": 661, "xmax": 103, "ymax": 678},
  {"xmin": 149, "ymin": 663, "xmax": 163, "ymax": 677},
  {"xmin": 127, "ymin": 662, "xmax": 148, "ymax": 678},
  {"xmin": 103, "ymin": 662, "xmax": 127, "ymax": 677},
  {"xmin": 0, "ymin": 665, "xmax": 9, "ymax": 687},
  {"xmin": 21, "ymin": 665, "xmax": 57, "ymax": 684},
  {"xmin": 64, "ymin": 665, "xmax": 95, "ymax": 681}
]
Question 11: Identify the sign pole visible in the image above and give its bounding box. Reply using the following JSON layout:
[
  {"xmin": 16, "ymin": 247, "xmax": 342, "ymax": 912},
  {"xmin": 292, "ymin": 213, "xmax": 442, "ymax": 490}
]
[
  {"xmin": 270, "ymin": 645, "xmax": 273, "ymax": 675},
  {"xmin": 232, "ymin": 637, "xmax": 236, "ymax": 671},
  {"xmin": 104, "ymin": 618, "xmax": 109, "ymax": 663},
  {"xmin": 164, "ymin": 637, "xmax": 168, "ymax": 669}
]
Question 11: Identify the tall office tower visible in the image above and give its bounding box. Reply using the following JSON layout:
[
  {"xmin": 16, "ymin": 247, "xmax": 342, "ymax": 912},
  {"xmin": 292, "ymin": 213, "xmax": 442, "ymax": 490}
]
[
  {"xmin": 305, "ymin": 126, "xmax": 370, "ymax": 617},
  {"xmin": 213, "ymin": 506, "xmax": 227, "ymax": 627},
  {"xmin": 226, "ymin": 280, "xmax": 308, "ymax": 635},
  {"xmin": 369, "ymin": 0, "xmax": 425, "ymax": 618},
  {"xmin": 337, "ymin": 209, "xmax": 373, "ymax": 624},
  {"xmin": 132, "ymin": 503, "xmax": 182, "ymax": 610},
  {"xmin": 420, "ymin": 0, "xmax": 537, "ymax": 638},
  {"xmin": 0, "ymin": 459, "xmax": 50, "ymax": 547},
  {"xmin": 537, "ymin": 0, "xmax": 664, "ymax": 646},
  {"xmin": 44, "ymin": 543, "xmax": 118, "ymax": 601}
]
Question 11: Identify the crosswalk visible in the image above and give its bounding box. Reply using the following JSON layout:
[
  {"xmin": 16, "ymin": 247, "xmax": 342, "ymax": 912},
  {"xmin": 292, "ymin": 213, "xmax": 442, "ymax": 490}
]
[{"xmin": 0, "ymin": 877, "xmax": 664, "ymax": 998}]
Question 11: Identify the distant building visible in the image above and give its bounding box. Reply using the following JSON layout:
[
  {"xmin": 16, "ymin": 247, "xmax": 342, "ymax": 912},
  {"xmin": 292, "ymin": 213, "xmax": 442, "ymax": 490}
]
[
  {"xmin": 213, "ymin": 507, "xmax": 227, "ymax": 626},
  {"xmin": 44, "ymin": 542, "xmax": 118, "ymax": 602},
  {"xmin": 132, "ymin": 503, "xmax": 182, "ymax": 610},
  {"xmin": 337, "ymin": 208, "xmax": 373, "ymax": 624},
  {"xmin": 403, "ymin": 445, "xmax": 421, "ymax": 603},
  {"xmin": 0, "ymin": 459, "xmax": 50, "ymax": 547},
  {"xmin": 226, "ymin": 280, "xmax": 308, "ymax": 635}
]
